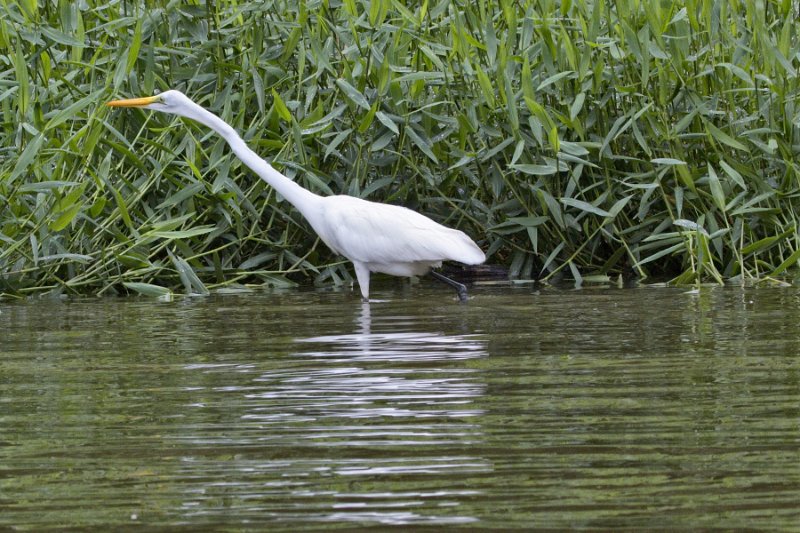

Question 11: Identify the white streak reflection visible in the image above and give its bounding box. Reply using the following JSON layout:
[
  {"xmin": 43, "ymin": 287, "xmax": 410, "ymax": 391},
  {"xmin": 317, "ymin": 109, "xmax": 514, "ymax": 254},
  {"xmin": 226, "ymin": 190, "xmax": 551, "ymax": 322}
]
[
  {"xmin": 173, "ymin": 300, "xmax": 491, "ymax": 526},
  {"xmin": 297, "ymin": 301, "xmax": 486, "ymax": 362}
]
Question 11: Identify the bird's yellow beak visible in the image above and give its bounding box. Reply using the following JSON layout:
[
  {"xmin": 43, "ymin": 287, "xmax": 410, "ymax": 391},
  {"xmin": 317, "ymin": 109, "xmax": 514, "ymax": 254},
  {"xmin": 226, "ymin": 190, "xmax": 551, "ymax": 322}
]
[{"xmin": 106, "ymin": 95, "xmax": 160, "ymax": 108}]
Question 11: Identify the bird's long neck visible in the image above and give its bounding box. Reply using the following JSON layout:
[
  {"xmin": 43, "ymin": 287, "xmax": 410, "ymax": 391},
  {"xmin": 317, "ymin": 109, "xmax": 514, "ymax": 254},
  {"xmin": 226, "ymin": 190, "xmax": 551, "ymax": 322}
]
[{"xmin": 184, "ymin": 103, "xmax": 322, "ymax": 217}]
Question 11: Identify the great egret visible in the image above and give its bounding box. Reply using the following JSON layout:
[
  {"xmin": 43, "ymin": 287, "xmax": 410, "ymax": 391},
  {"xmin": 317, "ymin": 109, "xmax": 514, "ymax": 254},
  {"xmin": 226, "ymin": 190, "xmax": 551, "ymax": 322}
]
[{"xmin": 107, "ymin": 90, "xmax": 485, "ymax": 301}]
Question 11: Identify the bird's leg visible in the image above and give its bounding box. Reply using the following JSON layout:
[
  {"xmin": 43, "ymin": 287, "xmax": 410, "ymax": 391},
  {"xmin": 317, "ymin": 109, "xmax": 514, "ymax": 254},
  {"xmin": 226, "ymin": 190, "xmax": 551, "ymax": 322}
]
[
  {"xmin": 430, "ymin": 270, "xmax": 469, "ymax": 302},
  {"xmin": 353, "ymin": 262, "xmax": 371, "ymax": 302}
]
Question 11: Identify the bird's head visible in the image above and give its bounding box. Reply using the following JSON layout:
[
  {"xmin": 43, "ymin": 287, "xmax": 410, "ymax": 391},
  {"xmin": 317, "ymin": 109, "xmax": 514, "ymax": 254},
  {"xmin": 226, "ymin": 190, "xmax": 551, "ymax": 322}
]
[
  {"xmin": 107, "ymin": 90, "xmax": 195, "ymax": 117},
  {"xmin": 108, "ymin": 89, "xmax": 234, "ymax": 137}
]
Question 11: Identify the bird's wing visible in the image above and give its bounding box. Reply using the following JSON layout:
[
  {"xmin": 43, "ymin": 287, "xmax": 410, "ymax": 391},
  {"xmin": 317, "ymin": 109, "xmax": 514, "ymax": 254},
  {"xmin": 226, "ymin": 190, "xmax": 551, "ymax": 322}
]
[{"xmin": 315, "ymin": 196, "xmax": 484, "ymax": 265}]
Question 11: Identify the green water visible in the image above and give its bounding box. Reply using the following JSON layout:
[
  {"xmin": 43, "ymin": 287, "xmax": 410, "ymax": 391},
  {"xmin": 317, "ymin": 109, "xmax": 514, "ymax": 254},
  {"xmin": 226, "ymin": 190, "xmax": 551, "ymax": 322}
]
[{"xmin": 1, "ymin": 284, "xmax": 799, "ymax": 529}]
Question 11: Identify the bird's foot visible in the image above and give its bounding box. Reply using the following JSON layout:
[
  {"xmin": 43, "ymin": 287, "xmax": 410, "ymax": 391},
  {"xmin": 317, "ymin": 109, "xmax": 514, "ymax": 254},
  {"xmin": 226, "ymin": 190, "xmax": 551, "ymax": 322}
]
[
  {"xmin": 456, "ymin": 286, "xmax": 468, "ymax": 302},
  {"xmin": 430, "ymin": 270, "xmax": 470, "ymax": 302}
]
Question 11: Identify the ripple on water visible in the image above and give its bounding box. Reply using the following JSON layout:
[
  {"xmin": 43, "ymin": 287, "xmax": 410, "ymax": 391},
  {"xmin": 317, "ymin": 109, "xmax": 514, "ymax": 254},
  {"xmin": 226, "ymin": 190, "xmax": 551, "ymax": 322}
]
[{"xmin": 1, "ymin": 287, "xmax": 799, "ymax": 529}]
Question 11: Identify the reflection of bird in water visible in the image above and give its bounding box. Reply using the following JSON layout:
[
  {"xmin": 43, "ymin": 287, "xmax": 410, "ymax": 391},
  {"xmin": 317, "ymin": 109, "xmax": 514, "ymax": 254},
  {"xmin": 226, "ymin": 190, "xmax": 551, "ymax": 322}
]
[
  {"xmin": 108, "ymin": 90, "xmax": 485, "ymax": 301},
  {"xmin": 358, "ymin": 301, "xmax": 371, "ymax": 337},
  {"xmin": 298, "ymin": 301, "xmax": 486, "ymax": 363},
  {"xmin": 276, "ymin": 303, "xmax": 489, "ymax": 428}
]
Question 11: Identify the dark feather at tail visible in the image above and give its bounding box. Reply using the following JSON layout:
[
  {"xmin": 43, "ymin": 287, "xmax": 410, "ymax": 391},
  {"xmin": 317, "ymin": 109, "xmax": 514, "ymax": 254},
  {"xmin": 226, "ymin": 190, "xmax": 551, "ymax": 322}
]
[{"xmin": 441, "ymin": 263, "xmax": 509, "ymax": 282}]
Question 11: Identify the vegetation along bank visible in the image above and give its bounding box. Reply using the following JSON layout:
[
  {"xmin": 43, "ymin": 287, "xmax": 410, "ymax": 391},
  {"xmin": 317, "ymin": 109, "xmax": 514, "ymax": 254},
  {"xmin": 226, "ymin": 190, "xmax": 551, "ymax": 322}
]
[{"xmin": 1, "ymin": 1, "xmax": 799, "ymax": 296}]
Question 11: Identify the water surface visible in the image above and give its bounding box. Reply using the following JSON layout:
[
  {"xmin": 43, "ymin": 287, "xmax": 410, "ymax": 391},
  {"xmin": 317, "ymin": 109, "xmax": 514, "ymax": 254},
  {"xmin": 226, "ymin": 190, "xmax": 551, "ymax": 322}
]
[{"xmin": 2, "ymin": 284, "xmax": 799, "ymax": 529}]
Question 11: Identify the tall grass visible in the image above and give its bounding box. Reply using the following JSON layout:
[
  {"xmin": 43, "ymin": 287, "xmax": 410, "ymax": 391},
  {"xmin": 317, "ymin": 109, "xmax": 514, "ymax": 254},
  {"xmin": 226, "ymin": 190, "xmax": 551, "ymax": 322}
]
[{"xmin": 1, "ymin": 0, "xmax": 799, "ymax": 297}]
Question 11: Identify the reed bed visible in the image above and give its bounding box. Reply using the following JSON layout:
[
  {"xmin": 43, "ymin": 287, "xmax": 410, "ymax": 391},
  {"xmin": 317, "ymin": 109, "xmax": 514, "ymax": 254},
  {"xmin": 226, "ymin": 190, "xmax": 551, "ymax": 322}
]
[{"xmin": 1, "ymin": 0, "xmax": 799, "ymax": 297}]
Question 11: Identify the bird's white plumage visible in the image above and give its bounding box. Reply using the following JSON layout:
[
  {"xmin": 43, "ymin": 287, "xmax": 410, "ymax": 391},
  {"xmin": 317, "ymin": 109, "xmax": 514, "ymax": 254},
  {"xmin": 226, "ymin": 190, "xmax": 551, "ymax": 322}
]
[
  {"xmin": 107, "ymin": 90, "xmax": 485, "ymax": 301},
  {"xmin": 313, "ymin": 195, "xmax": 484, "ymax": 271}
]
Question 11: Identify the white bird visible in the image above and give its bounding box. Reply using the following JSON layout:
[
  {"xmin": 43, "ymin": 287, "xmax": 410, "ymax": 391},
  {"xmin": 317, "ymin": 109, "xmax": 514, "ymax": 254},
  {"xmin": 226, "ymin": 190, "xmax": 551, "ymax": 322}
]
[{"xmin": 107, "ymin": 90, "xmax": 485, "ymax": 301}]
